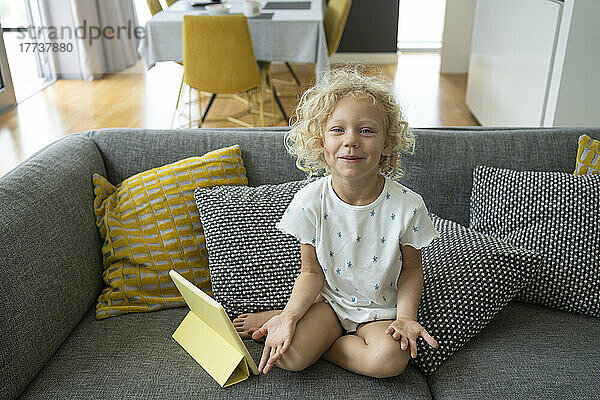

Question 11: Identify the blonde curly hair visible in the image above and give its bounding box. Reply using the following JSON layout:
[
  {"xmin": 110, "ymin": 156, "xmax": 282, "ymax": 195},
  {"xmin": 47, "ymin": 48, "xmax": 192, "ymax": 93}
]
[{"xmin": 285, "ymin": 65, "xmax": 415, "ymax": 178}]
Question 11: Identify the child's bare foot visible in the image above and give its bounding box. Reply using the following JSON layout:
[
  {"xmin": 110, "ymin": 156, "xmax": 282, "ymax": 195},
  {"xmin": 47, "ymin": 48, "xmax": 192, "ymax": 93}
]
[{"xmin": 233, "ymin": 310, "xmax": 283, "ymax": 340}]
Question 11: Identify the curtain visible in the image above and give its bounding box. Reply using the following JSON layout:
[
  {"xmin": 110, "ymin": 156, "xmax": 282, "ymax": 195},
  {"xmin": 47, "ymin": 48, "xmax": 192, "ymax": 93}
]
[{"xmin": 41, "ymin": 0, "xmax": 140, "ymax": 80}]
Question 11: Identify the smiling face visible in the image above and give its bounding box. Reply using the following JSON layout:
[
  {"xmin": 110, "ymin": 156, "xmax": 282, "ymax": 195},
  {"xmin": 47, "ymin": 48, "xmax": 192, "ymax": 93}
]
[{"xmin": 321, "ymin": 95, "xmax": 390, "ymax": 184}]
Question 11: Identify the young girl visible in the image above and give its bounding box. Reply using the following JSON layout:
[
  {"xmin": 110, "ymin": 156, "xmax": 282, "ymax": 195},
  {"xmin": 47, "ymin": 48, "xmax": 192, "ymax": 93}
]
[{"xmin": 233, "ymin": 66, "xmax": 439, "ymax": 378}]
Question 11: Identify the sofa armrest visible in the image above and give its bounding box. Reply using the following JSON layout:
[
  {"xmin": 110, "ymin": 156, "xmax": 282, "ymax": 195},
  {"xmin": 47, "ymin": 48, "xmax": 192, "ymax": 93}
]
[{"xmin": 0, "ymin": 134, "xmax": 106, "ymax": 399}]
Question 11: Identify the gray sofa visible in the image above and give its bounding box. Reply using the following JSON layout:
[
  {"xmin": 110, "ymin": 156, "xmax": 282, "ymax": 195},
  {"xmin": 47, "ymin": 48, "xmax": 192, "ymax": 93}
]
[{"xmin": 1, "ymin": 127, "xmax": 599, "ymax": 399}]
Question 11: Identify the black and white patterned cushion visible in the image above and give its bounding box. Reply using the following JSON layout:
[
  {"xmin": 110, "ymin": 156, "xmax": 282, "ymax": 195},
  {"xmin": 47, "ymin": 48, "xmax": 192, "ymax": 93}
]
[
  {"xmin": 470, "ymin": 165, "xmax": 600, "ymax": 317},
  {"xmin": 412, "ymin": 214, "xmax": 541, "ymax": 375},
  {"xmin": 194, "ymin": 180, "xmax": 313, "ymax": 319}
]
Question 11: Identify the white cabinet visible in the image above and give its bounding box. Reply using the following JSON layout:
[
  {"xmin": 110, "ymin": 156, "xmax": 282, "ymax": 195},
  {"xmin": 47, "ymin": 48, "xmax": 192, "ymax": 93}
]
[{"xmin": 466, "ymin": 0, "xmax": 600, "ymax": 127}]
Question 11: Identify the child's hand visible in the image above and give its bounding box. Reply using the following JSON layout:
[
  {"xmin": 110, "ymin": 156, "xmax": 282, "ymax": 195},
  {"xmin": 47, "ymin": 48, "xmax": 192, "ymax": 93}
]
[
  {"xmin": 385, "ymin": 317, "xmax": 438, "ymax": 358},
  {"xmin": 253, "ymin": 313, "xmax": 297, "ymax": 374}
]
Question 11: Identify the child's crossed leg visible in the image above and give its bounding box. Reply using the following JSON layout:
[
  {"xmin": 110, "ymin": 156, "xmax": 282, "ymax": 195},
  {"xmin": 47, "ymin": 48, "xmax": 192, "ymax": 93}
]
[{"xmin": 234, "ymin": 295, "xmax": 410, "ymax": 378}]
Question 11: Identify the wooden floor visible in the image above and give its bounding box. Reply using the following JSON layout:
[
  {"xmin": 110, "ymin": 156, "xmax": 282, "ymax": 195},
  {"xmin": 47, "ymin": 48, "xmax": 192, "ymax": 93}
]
[{"xmin": 0, "ymin": 52, "xmax": 478, "ymax": 177}]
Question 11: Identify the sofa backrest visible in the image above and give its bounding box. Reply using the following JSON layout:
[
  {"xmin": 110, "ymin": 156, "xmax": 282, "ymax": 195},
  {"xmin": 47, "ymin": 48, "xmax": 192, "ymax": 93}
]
[
  {"xmin": 401, "ymin": 127, "xmax": 597, "ymax": 225},
  {"xmin": 89, "ymin": 126, "xmax": 598, "ymax": 226},
  {"xmin": 87, "ymin": 127, "xmax": 305, "ymax": 187}
]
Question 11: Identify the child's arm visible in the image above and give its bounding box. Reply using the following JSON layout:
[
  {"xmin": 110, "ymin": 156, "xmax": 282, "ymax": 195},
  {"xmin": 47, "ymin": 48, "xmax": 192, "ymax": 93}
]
[
  {"xmin": 395, "ymin": 244, "xmax": 424, "ymax": 320},
  {"xmin": 253, "ymin": 243, "xmax": 325, "ymax": 374},
  {"xmin": 280, "ymin": 243, "xmax": 325, "ymax": 320},
  {"xmin": 385, "ymin": 244, "xmax": 438, "ymax": 358}
]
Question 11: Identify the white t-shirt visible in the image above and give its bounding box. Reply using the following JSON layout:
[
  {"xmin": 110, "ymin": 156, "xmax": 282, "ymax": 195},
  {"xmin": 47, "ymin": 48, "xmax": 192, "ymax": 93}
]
[{"xmin": 276, "ymin": 175, "xmax": 439, "ymax": 332}]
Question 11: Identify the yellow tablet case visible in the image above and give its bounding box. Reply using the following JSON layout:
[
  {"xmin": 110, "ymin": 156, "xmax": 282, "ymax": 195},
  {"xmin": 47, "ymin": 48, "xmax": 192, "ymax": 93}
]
[{"xmin": 169, "ymin": 270, "xmax": 259, "ymax": 388}]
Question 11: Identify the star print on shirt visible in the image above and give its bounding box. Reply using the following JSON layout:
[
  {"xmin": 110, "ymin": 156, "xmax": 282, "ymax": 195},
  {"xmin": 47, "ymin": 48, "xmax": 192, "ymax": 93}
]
[
  {"xmin": 336, "ymin": 268, "xmax": 341, "ymax": 275},
  {"xmin": 324, "ymin": 213, "xmax": 328, "ymax": 220},
  {"xmin": 337, "ymin": 232, "xmax": 342, "ymax": 238},
  {"xmin": 329, "ymin": 250, "xmax": 334, "ymax": 257},
  {"xmin": 402, "ymin": 188, "xmax": 407, "ymax": 194},
  {"xmin": 412, "ymin": 226, "xmax": 419, "ymax": 232},
  {"xmin": 356, "ymin": 235, "xmax": 361, "ymax": 243},
  {"xmin": 347, "ymin": 260, "xmax": 352, "ymax": 268},
  {"xmin": 370, "ymin": 210, "xmax": 375, "ymax": 217},
  {"xmin": 413, "ymin": 207, "xmax": 418, "ymax": 215},
  {"xmin": 374, "ymin": 283, "xmax": 380, "ymax": 290},
  {"xmin": 385, "ymin": 192, "xmax": 391, "ymax": 199},
  {"xmin": 390, "ymin": 213, "xmax": 396, "ymax": 220},
  {"xmin": 372, "ymin": 256, "xmax": 378, "ymax": 263},
  {"xmin": 380, "ymin": 237, "xmax": 386, "ymax": 244}
]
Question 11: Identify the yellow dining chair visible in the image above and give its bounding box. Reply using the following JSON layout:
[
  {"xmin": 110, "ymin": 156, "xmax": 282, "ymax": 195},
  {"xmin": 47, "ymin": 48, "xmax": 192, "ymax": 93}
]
[
  {"xmin": 165, "ymin": 0, "xmax": 178, "ymax": 6},
  {"xmin": 146, "ymin": 0, "xmax": 163, "ymax": 15},
  {"xmin": 324, "ymin": 0, "xmax": 352, "ymax": 57},
  {"xmin": 176, "ymin": 15, "xmax": 271, "ymax": 128}
]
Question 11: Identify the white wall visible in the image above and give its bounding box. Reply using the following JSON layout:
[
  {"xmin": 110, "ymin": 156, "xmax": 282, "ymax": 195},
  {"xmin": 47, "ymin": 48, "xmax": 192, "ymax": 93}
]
[
  {"xmin": 440, "ymin": 0, "xmax": 476, "ymax": 74},
  {"xmin": 545, "ymin": 0, "xmax": 600, "ymax": 127}
]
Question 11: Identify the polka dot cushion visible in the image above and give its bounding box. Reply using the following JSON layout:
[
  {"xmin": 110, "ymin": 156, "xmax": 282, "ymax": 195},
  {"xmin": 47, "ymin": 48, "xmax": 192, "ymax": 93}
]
[
  {"xmin": 194, "ymin": 180, "xmax": 313, "ymax": 319},
  {"xmin": 470, "ymin": 165, "xmax": 600, "ymax": 317},
  {"xmin": 412, "ymin": 214, "xmax": 541, "ymax": 375}
]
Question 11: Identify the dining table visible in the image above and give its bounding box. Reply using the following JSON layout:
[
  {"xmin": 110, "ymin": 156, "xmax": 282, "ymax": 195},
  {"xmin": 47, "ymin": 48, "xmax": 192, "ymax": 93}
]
[{"xmin": 138, "ymin": 0, "xmax": 330, "ymax": 81}]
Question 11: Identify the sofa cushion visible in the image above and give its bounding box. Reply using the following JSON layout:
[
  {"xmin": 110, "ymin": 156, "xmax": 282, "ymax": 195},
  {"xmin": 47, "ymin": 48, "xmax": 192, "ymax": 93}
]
[
  {"xmin": 574, "ymin": 134, "xmax": 600, "ymax": 175},
  {"xmin": 426, "ymin": 301, "xmax": 600, "ymax": 399},
  {"xmin": 413, "ymin": 215, "xmax": 541, "ymax": 375},
  {"xmin": 92, "ymin": 145, "xmax": 248, "ymax": 319},
  {"xmin": 19, "ymin": 306, "xmax": 433, "ymax": 400},
  {"xmin": 194, "ymin": 180, "xmax": 314, "ymax": 319},
  {"xmin": 470, "ymin": 165, "xmax": 600, "ymax": 317}
]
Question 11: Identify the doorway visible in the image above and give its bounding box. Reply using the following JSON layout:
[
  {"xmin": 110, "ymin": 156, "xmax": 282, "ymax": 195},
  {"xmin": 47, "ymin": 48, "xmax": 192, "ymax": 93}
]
[{"xmin": 397, "ymin": 0, "xmax": 447, "ymax": 51}]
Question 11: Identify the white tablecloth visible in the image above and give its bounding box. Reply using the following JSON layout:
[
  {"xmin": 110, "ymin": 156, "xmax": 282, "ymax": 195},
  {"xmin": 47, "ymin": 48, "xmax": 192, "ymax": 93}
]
[{"xmin": 138, "ymin": 0, "xmax": 329, "ymax": 79}]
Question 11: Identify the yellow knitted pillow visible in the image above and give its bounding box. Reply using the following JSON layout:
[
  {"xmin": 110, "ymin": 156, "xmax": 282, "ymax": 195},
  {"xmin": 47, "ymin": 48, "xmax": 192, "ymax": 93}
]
[
  {"xmin": 574, "ymin": 134, "xmax": 600, "ymax": 175},
  {"xmin": 93, "ymin": 145, "xmax": 247, "ymax": 319}
]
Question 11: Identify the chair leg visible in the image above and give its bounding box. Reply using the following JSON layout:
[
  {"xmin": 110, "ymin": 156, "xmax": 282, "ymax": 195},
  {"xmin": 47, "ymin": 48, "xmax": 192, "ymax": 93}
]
[
  {"xmin": 172, "ymin": 77, "xmax": 185, "ymax": 128},
  {"xmin": 266, "ymin": 70, "xmax": 277, "ymax": 120},
  {"xmin": 202, "ymin": 94, "xmax": 217, "ymax": 121},
  {"xmin": 272, "ymin": 85, "xmax": 288, "ymax": 124},
  {"xmin": 246, "ymin": 91, "xmax": 252, "ymax": 114},
  {"xmin": 259, "ymin": 86, "xmax": 265, "ymax": 127},
  {"xmin": 285, "ymin": 62, "xmax": 301, "ymax": 86},
  {"xmin": 198, "ymin": 92, "xmax": 203, "ymax": 127},
  {"xmin": 188, "ymin": 85, "xmax": 192, "ymax": 129},
  {"xmin": 248, "ymin": 90, "xmax": 257, "ymax": 127},
  {"xmin": 266, "ymin": 73, "xmax": 288, "ymax": 123}
]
